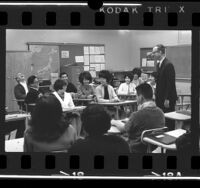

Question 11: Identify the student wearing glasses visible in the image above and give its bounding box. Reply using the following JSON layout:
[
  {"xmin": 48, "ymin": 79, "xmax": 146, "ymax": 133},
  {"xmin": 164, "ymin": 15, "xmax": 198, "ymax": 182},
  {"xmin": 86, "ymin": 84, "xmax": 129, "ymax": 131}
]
[{"xmin": 25, "ymin": 75, "xmax": 43, "ymax": 105}]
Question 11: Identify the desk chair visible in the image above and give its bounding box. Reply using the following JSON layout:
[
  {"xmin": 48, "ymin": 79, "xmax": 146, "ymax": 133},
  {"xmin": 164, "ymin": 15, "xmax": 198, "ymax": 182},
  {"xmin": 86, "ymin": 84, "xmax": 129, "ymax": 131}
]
[{"xmin": 141, "ymin": 127, "xmax": 168, "ymax": 153}]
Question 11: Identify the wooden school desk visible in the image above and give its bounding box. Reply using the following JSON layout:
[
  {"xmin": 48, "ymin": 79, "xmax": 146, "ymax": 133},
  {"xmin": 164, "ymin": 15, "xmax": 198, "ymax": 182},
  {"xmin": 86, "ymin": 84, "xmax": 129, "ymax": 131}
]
[
  {"xmin": 143, "ymin": 129, "xmax": 187, "ymax": 153},
  {"xmin": 97, "ymin": 100, "xmax": 137, "ymax": 119},
  {"xmin": 5, "ymin": 138, "xmax": 24, "ymax": 152},
  {"xmin": 5, "ymin": 113, "xmax": 31, "ymax": 139},
  {"xmin": 164, "ymin": 111, "xmax": 191, "ymax": 129}
]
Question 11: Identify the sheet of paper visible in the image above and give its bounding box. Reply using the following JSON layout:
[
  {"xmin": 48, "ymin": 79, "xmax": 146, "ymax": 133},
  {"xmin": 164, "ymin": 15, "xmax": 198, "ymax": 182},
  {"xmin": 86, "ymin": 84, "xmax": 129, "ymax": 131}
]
[
  {"xmin": 89, "ymin": 46, "xmax": 95, "ymax": 54},
  {"xmin": 50, "ymin": 73, "xmax": 59, "ymax": 85},
  {"xmin": 101, "ymin": 64, "xmax": 105, "ymax": 70},
  {"xmin": 142, "ymin": 58, "xmax": 147, "ymax": 67},
  {"xmin": 147, "ymin": 60, "xmax": 154, "ymax": 67},
  {"xmin": 84, "ymin": 55, "xmax": 89, "ymax": 65},
  {"xmin": 94, "ymin": 46, "xmax": 100, "ymax": 54},
  {"xmin": 84, "ymin": 66, "xmax": 89, "ymax": 71},
  {"xmin": 90, "ymin": 55, "xmax": 95, "ymax": 63},
  {"xmin": 99, "ymin": 46, "xmax": 105, "ymax": 54},
  {"xmin": 75, "ymin": 56, "xmax": 84, "ymax": 63},
  {"xmin": 94, "ymin": 55, "xmax": 105, "ymax": 63},
  {"xmin": 165, "ymin": 129, "xmax": 187, "ymax": 138},
  {"xmin": 84, "ymin": 46, "xmax": 89, "ymax": 54},
  {"xmin": 95, "ymin": 64, "xmax": 101, "ymax": 71},
  {"xmin": 61, "ymin": 51, "xmax": 69, "ymax": 58}
]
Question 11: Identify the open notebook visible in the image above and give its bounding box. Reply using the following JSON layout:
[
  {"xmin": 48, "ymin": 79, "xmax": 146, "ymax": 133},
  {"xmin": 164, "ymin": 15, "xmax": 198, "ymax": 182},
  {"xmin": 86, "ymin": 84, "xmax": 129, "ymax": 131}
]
[{"xmin": 148, "ymin": 129, "xmax": 187, "ymax": 145}]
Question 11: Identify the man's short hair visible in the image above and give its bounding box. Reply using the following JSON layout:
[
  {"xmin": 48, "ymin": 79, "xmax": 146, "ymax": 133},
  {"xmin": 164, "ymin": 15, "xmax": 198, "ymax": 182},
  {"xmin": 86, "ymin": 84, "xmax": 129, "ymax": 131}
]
[
  {"xmin": 60, "ymin": 72, "xmax": 68, "ymax": 78},
  {"xmin": 156, "ymin": 44, "xmax": 166, "ymax": 55},
  {"xmin": 53, "ymin": 79, "xmax": 67, "ymax": 91},
  {"xmin": 81, "ymin": 104, "xmax": 111, "ymax": 136},
  {"xmin": 136, "ymin": 83, "xmax": 153, "ymax": 100},
  {"xmin": 27, "ymin": 75, "xmax": 37, "ymax": 86}
]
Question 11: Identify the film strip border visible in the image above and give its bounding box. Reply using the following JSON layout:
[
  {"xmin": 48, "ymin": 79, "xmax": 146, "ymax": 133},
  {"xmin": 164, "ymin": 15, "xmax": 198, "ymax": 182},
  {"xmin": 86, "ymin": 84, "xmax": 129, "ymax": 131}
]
[
  {"xmin": 0, "ymin": 154, "xmax": 200, "ymax": 177},
  {"xmin": 0, "ymin": 2, "xmax": 199, "ymax": 28},
  {"xmin": 0, "ymin": 1, "xmax": 199, "ymax": 177}
]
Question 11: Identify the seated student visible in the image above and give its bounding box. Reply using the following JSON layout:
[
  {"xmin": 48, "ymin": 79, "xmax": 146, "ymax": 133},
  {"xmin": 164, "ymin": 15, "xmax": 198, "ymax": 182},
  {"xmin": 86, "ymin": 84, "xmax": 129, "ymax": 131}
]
[
  {"xmin": 25, "ymin": 75, "xmax": 43, "ymax": 113},
  {"xmin": 60, "ymin": 72, "xmax": 77, "ymax": 95},
  {"xmin": 117, "ymin": 72, "xmax": 136, "ymax": 95},
  {"xmin": 68, "ymin": 104, "xmax": 130, "ymax": 154},
  {"xmin": 147, "ymin": 71, "xmax": 157, "ymax": 100},
  {"xmin": 95, "ymin": 70, "xmax": 120, "ymax": 103},
  {"xmin": 77, "ymin": 71, "xmax": 95, "ymax": 99},
  {"xmin": 24, "ymin": 95, "xmax": 77, "ymax": 152},
  {"xmin": 53, "ymin": 79, "xmax": 81, "ymax": 137},
  {"xmin": 52, "ymin": 79, "xmax": 75, "ymax": 109},
  {"xmin": 14, "ymin": 73, "xmax": 28, "ymax": 111},
  {"xmin": 132, "ymin": 68, "xmax": 143, "ymax": 87},
  {"xmin": 113, "ymin": 83, "xmax": 165, "ymax": 153}
]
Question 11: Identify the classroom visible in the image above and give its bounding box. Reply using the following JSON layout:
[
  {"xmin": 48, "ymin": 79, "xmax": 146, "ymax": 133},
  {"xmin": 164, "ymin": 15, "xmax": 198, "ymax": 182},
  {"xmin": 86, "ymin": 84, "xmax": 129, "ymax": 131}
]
[{"xmin": 5, "ymin": 30, "xmax": 192, "ymax": 153}]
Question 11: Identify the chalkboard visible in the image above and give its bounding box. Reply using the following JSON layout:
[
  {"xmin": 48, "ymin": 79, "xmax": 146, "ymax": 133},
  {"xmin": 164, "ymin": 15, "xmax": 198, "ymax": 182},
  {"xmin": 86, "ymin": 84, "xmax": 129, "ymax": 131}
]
[{"xmin": 166, "ymin": 45, "xmax": 191, "ymax": 79}]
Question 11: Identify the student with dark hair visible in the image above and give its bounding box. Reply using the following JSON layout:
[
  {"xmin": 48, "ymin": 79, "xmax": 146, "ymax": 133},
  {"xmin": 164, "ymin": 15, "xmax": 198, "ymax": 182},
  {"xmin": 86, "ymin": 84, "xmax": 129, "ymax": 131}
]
[
  {"xmin": 77, "ymin": 71, "xmax": 95, "ymax": 99},
  {"xmin": 117, "ymin": 72, "xmax": 136, "ymax": 95},
  {"xmin": 113, "ymin": 83, "xmax": 165, "ymax": 153},
  {"xmin": 25, "ymin": 75, "xmax": 42, "ymax": 107},
  {"xmin": 95, "ymin": 70, "xmax": 119, "ymax": 103},
  {"xmin": 132, "ymin": 67, "xmax": 143, "ymax": 87},
  {"xmin": 60, "ymin": 72, "xmax": 77, "ymax": 94},
  {"xmin": 53, "ymin": 79, "xmax": 75, "ymax": 109},
  {"xmin": 24, "ymin": 95, "xmax": 77, "ymax": 152},
  {"xmin": 68, "ymin": 104, "xmax": 130, "ymax": 154}
]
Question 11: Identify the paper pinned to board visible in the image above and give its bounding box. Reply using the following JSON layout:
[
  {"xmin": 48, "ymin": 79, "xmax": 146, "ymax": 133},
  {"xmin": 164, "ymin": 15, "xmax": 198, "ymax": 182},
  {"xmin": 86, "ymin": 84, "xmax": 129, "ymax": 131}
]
[
  {"xmin": 142, "ymin": 58, "xmax": 147, "ymax": 67},
  {"xmin": 84, "ymin": 66, "xmax": 89, "ymax": 71},
  {"xmin": 89, "ymin": 46, "xmax": 95, "ymax": 54},
  {"xmin": 61, "ymin": 50, "xmax": 69, "ymax": 58},
  {"xmin": 147, "ymin": 60, "xmax": 154, "ymax": 67},
  {"xmin": 90, "ymin": 70, "xmax": 96, "ymax": 78},
  {"xmin": 75, "ymin": 56, "xmax": 84, "ymax": 63},
  {"xmin": 84, "ymin": 55, "xmax": 89, "ymax": 65},
  {"xmin": 165, "ymin": 129, "xmax": 187, "ymax": 138},
  {"xmin": 94, "ymin": 46, "xmax": 100, "ymax": 54},
  {"xmin": 101, "ymin": 64, "xmax": 105, "ymax": 70},
  {"xmin": 84, "ymin": 46, "xmax": 89, "ymax": 54}
]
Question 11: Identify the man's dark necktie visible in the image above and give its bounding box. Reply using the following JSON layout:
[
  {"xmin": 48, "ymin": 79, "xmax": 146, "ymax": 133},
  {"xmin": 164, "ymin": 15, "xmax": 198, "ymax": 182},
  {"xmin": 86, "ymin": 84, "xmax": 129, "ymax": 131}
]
[{"xmin": 104, "ymin": 85, "xmax": 109, "ymax": 99}]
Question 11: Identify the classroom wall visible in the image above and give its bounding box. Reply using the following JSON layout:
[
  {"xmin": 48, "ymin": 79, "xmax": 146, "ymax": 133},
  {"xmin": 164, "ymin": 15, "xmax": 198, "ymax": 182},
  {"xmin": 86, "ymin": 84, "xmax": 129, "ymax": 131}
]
[
  {"xmin": 6, "ymin": 30, "xmax": 132, "ymax": 71},
  {"xmin": 129, "ymin": 30, "xmax": 191, "ymax": 69}
]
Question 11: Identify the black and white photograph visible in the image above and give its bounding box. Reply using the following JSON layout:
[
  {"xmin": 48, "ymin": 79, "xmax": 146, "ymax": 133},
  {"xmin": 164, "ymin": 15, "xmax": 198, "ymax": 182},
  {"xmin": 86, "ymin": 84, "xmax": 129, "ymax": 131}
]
[{"xmin": 5, "ymin": 30, "xmax": 192, "ymax": 155}]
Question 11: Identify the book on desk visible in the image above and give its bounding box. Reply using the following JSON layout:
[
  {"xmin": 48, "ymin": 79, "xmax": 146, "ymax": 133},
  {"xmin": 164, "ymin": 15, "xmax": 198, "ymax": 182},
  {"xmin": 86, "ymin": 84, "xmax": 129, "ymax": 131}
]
[{"xmin": 147, "ymin": 129, "xmax": 187, "ymax": 145}]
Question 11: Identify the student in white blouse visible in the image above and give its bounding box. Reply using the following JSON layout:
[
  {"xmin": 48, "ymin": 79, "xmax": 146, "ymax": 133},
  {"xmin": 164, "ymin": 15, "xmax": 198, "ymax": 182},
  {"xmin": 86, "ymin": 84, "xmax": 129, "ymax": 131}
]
[
  {"xmin": 95, "ymin": 70, "xmax": 120, "ymax": 103},
  {"xmin": 53, "ymin": 79, "xmax": 82, "ymax": 137},
  {"xmin": 117, "ymin": 72, "xmax": 136, "ymax": 95},
  {"xmin": 53, "ymin": 79, "xmax": 75, "ymax": 109}
]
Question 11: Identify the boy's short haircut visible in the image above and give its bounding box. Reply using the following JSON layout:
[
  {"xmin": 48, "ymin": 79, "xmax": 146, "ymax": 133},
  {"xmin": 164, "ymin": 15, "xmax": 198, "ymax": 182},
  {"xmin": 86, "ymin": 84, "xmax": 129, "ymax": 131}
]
[
  {"xmin": 136, "ymin": 83, "xmax": 153, "ymax": 100},
  {"xmin": 81, "ymin": 104, "xmax": 111, "ymax": 136}
]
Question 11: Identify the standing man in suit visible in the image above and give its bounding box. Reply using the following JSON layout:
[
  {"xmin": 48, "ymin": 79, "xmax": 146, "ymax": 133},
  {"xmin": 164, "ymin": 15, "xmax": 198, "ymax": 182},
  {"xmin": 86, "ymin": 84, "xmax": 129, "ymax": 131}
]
[
  {"xmin": 151, "ymin": 44, "xmax": 178, "ymax": 130},
  {"xmin": 14, "ymin": 73, "xmax": 28, "ymax": 111}
]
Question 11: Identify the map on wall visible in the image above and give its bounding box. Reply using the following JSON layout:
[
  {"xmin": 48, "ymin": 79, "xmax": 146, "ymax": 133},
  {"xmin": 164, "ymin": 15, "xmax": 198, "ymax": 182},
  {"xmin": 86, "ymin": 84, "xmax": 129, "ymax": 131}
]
[{"xmin": 29, "ymin": 45, "xmax": 60, "ymax": 80}]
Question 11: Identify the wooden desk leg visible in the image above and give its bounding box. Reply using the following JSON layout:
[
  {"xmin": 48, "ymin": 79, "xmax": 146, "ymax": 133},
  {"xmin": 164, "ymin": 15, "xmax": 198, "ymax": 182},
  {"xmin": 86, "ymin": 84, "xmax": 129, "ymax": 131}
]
[{"xmin": 175, "ymin": 120, "xmax": 183, "ymax": 129}]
